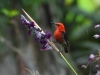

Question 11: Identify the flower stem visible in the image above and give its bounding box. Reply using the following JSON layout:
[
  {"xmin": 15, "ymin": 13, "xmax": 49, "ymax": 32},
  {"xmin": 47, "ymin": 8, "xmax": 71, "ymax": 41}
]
[{"xmin": 60, "ymin": 52, "xmax": 78, "ymax": 75}]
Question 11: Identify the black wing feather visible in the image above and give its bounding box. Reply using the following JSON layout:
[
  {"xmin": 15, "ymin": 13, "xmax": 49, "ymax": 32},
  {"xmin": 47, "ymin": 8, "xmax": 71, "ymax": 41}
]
[{"xmin": 62, "ymin": 32, "xmax": 70, "ymax": 53}]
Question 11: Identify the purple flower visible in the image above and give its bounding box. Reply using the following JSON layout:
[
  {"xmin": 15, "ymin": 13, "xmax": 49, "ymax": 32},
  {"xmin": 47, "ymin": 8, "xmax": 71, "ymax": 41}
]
[
  {"xmin": 41, "ymin": 44, "xmax": 46, "ymax": 50},
  {"xmin": 21, "ymin": 15, "xmax": 35, "ymax": 36},
  {"xmin": 35, "ymin": 31, "xmax": 45, "ymax": 40},
  {"xmin": 40, "ymin": 40, "xmax": 47, "ymax": 44},
  {"xmin": 21, "ymin": 14, "xmax": 30, "ymax": 26},
  {"xmin": 94, "ymin": 24, "xmax": 100, "ymax": 28},
  {"xmin": 28, "ymin": 29, "xmax": 32, "ymax": 36},
  {"xmin": 95, "ymin": 64, "xmax": 99, "ymax": 69},
  {"xmin": 44, "ymin": 43, "xmax": 53, "ymax": 50},
  {"xmin": 88, "ymin": 54, "xmax": 95, "ymax": 62},
  {"xmin": 94, "ymin": 34, "xmax": 100, "ymax": 39},
  {"xmin": 81, "ymin": 65, "xmax": 87, "ymax": 69},
  {"xmin": 41, "ymin": 43, "xmax": 53, "ymax": 50},
  {"xmin": 45, "ymin": 31, "xmax": 52, "ymax": 39},
  {"xmin": 96, "ymin": 71, "xmax": 100, "ymax": 75},
  {"xmin": 21, "ymin": 14, "xmax": 53, "ymax": 50},
  {"xmin": 29, "ymin": 22, "xmax": 34, "ymax": 27}
]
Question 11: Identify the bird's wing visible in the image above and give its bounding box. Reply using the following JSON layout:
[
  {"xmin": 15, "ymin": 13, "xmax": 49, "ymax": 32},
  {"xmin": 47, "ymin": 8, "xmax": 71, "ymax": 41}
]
[{"xmin": 62, "ymin": 32, "xmax": 70, "ymax": 53}]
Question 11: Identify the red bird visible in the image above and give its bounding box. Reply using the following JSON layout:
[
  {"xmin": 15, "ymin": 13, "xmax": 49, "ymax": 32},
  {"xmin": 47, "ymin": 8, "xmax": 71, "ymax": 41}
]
[{"xmin": 53, "ymin": 22, "xmax": 70, "ymax": 53}]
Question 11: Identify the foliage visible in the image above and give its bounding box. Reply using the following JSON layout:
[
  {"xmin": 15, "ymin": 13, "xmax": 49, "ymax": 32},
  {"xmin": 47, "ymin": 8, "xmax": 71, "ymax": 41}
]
[{"xmin": 1, "ymin": 9, "xmax": 19, "ymax": 18}]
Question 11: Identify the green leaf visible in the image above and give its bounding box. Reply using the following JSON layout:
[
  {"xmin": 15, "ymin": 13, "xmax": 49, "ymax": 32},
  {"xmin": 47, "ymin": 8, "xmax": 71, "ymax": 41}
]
[
  {"xmin": 77, "ymin": 0, "xmax": 95, "ymax": 13},
  {"xmin": 75, "ymin": 15, "xmax": 84, "ymax": 23},
  {"xmin": 1, "ymin": 9, "xmax": 19, "ymax": 17},
  {"xmin": 9, "ymin": 10, "xmax": 19, "ymax": 17},
  {"xmin": 65, "ymin": 11, "xmax": 74, "ymax": 23},
  {"xmin": 1, "ymin": 8, "xmax": 9, "ymax": 16},
  {"xmin": 65, "ymin": 0, "xmax": 74, "ymax": 5}
]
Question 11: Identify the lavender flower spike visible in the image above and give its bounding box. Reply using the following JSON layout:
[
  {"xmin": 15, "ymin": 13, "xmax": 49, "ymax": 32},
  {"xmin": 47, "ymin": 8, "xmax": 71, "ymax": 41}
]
[
  {"xmin": 94, "ymin": 34, "xmax": 100, "ymax": 39},
  {"xmin": 21, "ymin": 14, "xmax": 53, "ymax": 50}
]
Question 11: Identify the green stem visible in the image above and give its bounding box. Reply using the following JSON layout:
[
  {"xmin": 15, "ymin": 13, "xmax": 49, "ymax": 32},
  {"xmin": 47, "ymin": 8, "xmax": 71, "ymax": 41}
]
[{"xmin": 60, "ymin": 52, "xmax": 78, "ymax": 75}]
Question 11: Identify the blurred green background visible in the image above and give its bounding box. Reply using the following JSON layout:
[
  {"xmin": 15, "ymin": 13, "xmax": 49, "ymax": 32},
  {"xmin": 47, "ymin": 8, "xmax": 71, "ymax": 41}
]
[{"xmin": 0, "ymin": 0, "xmax": 100, "ymax": 75}]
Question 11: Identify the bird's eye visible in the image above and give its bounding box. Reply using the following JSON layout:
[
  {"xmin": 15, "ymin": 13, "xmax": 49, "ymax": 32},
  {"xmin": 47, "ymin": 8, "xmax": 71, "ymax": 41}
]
[{"xmin": 56, "ymin": 24, "xmax": 60, "ymax": 26}]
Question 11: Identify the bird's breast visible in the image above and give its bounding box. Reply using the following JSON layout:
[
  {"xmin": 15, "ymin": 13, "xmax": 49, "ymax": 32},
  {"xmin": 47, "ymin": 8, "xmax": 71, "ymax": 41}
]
[{"xmin": 54, "ymin": 30, "xmax": 64, "ymax": 43}]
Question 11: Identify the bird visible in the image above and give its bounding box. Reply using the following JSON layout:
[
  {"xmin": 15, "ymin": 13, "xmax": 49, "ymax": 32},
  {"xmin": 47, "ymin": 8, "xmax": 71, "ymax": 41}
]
[{"xmin": 52, "ymin": 22, "xmax": 70, "ymax": 53}]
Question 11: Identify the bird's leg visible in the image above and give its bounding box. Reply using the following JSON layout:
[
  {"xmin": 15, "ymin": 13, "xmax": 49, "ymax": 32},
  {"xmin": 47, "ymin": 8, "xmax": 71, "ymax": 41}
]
[{"xmin": 59, "ymin": 46, "xmax": 63, "ymax": 52}]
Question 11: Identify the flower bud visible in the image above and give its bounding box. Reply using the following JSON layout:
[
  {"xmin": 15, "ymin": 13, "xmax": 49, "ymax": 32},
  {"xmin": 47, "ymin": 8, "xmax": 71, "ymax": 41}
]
[
  {"xmin": 95, "ymin": 64, "xmax": 99, "ymax": 70},
  {"xmin": 88, "ymin": 54, "xmax": 95, "ymax": 62},
  {"xmin": 94, "ymin": 34, "xmax": 100, "ymax": 39},
  {"xmin": 81, "ymin": 65, "xmax": 87, "ymax": 69},
  {"xmin": 94, "ymin": 24, "xmax": 100, "ymax": 28}
]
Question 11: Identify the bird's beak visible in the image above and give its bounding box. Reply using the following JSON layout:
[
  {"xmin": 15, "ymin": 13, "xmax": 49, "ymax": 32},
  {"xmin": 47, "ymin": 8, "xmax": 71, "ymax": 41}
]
[{"xmin": 50, "ymin": 22, "xmax": 56, "ymax": 25}]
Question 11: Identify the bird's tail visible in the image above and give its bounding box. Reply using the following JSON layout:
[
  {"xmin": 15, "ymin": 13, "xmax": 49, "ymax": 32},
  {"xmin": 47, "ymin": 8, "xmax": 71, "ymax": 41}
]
[
  {"xmin": 64, "ymin": 46, "xmax": 69, "ymax": 53},
  {"xmin": 62, "ymin": 32, "xmax": 70, "ymax": 53}
]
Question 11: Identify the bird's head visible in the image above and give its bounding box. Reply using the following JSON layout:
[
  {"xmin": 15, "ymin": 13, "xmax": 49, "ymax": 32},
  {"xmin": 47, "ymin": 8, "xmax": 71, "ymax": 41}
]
[{"xmin": 51, "ymin": 22, "xmax": 65, "ymax": 32}]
